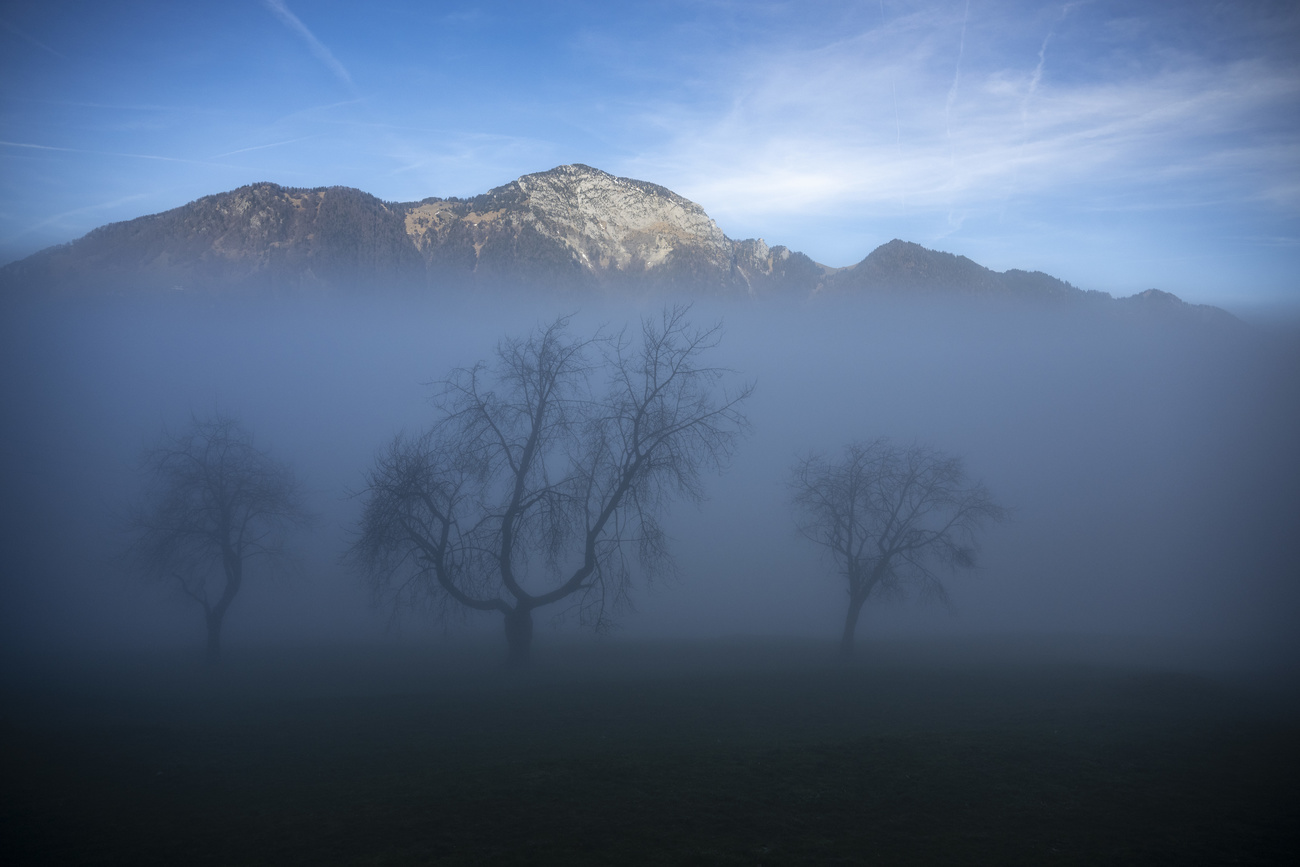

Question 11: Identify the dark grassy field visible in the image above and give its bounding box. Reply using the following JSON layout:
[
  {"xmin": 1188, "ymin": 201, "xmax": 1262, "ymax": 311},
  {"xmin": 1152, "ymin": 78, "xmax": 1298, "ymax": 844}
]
[{"xmin": 2, "ymin": 636, "xmax": 1297, "ymax": 865}]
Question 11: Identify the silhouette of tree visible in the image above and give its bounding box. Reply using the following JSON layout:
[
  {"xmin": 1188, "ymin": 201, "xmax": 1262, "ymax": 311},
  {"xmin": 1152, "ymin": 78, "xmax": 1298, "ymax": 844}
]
[
  {"xmin": 125, "ymin": 413, "xmax": 309, "ymax": 664},
  {"xmin": 791, "ymin": 439, "xmax": 1005, "ymax": 658},
  {"xmin": 354, "ymin": 306, "xmax": 752, "ymax": 665}
]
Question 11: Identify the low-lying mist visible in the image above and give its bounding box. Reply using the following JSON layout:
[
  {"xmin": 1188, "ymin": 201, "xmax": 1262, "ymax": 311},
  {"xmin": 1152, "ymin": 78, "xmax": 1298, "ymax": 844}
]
[{"xmin": 2, "ymin": 290, "xmax": 1297, "ymax": 673}]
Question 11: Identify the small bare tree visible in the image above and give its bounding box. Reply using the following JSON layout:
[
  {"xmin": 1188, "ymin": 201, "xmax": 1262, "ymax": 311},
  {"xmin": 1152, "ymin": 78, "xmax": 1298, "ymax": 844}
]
[
  {"xmin": 791, "ymin": 439, "xmax": 1005, "ymax": 658},
  {"xmin": 126, "ymin": 413, "xmax": 309, "ymax": 664},
  {"xmin": 353, "ymin": 306, "xmax": 752, "ymax": 665}
]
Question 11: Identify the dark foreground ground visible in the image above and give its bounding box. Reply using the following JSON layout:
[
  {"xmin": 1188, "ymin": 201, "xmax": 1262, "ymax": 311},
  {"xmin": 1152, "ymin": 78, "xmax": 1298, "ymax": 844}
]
[{"xmin": 2, "ymin": 636, "xmax": 1297, "ymax": 865}]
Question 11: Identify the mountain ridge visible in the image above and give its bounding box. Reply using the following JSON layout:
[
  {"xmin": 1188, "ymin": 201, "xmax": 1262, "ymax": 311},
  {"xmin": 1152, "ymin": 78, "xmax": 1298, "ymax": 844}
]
[{"xmin": 0, "ymin": 164, "xmax": 1235, "ymax": 323}]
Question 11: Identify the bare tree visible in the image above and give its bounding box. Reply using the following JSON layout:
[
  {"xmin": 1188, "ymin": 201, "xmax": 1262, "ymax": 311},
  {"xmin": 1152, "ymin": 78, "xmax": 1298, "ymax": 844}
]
[
  {"xmin": 353, "ymin": 306, "xmax": 752, "ymax": 665},
  {"xmin": 791, "ymin": 439, "xmax": 1006, "ymax": 658},
  {"xmin": 126, "ymin": 413, "xmax": 309, "ymax": 664}
]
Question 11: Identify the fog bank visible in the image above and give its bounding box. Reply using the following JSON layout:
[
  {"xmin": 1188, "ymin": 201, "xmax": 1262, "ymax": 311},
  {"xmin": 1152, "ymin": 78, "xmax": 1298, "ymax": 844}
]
[{"xmin": 2, "ymin": 291, "xmax": 1296, "ymax": 670}]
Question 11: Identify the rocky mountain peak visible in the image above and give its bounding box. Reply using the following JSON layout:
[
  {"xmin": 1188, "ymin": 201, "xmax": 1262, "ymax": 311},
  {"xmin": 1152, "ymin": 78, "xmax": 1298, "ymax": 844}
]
[{"xmin": 505, "ymin": 164, "xmax": 731, "ymax": 272}]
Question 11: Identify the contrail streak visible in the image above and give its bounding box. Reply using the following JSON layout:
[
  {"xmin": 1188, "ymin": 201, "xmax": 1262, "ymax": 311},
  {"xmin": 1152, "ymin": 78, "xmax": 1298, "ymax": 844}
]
[
  {"xmin": 0, "ymin": 140, "xmax": 78, "ymax": 152},
  {"xmin": 880, "ymin": 0, "xmax": 905, "ymax": 210},
  {"xmin": 945, "ymin": 0, "xmax": 970, "ymax": 172},
  {"xmin": 0, "ymin": 18, "xmax": 67, "ymax": 59},
  {"xmin": 1005, "ymin": 3, "xmax": 1074, "ymax": 220},
  {"xmin": 210, "ymin": 136, "xmax": 317, "ymax": 159},
  {"xmin": 2, "ymin": 194, "xmax": 150, "ymax": 244},
  {"xmin": 1023, "ymin": 30, "xmax": 1052, "ymax": 127},
  {"xmin": 1, "ymin": 140, "xmax": 235, "ymax": 168},
  {"xmin": 262, "ymin": 1, "xmax": 356, "ymax": 90},
  {"xmin": 1023, "ymin": 3, "xmax": 1081, "ymax": 128}
]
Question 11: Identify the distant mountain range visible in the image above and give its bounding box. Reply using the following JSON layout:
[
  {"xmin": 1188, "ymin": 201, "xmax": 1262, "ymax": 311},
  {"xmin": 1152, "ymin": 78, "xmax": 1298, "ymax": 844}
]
[{"xmin": 0, "ymin": 164, "xmax": 1236, "ymax": 322}]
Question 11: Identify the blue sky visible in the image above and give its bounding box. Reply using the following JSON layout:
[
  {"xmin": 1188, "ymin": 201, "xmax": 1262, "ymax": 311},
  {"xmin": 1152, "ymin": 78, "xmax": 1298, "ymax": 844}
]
[{"xmin": 2, "ymin": 0, "xmax": 1297, "ymax": 313}]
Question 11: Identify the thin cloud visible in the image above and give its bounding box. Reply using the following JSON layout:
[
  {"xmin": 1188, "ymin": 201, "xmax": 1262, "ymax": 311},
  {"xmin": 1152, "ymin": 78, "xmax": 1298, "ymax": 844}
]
[
  {"xmin": 1, "ymin": 140, "xmax": 245, "ymax": 169},
  {"xmin": 1231, "ymin": 235, "xmax": 1300, "ymax": 249},
  {"xmin": 946, "ymin": 0, "xmax": 969, "ymax": 146},
  {"xmin": 0, "ymin": 140, "xmax": 79, "ymax": 152},
  {"xmin": 0, "ymin": 17, "xmax": 67, "ymax": 60},
  {"xmin": 11, "ymin": 97, "xmax": 194, "ymax": 112},
  {"xmin": 2, "ymin": 193, "xmax": 151, "ymax": 244},
  {"xmin": 261, "ymin": 1, "xmax": 356, "ymax": 90},
  {"xmin": 630, "ymin": 21, "xmax": 1300, "ymax": 233},
  {"xmin": 209, "ymin": 136, "xmax": 317, "ymax": 159}
]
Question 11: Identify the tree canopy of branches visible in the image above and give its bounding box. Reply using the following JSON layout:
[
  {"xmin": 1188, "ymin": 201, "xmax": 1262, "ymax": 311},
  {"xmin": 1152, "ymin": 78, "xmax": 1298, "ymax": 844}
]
[
  {"xmin": 791, "ymin": 439, "xmax": 1006, "ymax": 658},
  {"xmin": 126, "ymin": 413, "xmax": 308, "ymax": 664},
  {"xmin": 353, "ymin": 306, "xmax": 752, "ymax": 665}
]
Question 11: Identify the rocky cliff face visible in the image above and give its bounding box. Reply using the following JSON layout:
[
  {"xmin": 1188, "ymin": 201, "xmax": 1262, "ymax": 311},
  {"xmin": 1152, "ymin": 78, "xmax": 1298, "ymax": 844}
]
[
  {"xmin": 402, "ymin": 164, "xmax": 824, "ymax": 294},
  {"xmin": 403, "ymin": 164, "xmax": 740, "ymax": 292}
]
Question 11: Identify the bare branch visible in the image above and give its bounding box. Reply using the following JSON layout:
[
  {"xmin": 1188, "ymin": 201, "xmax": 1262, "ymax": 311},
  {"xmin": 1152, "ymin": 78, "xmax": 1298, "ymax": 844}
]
[
  {"xmin": 350, "ymin": 306, "xmax": 752, "ymax": 664},
  {"xmin": 790, "ymin": 438, "xmax": 1005, "ymax": 657},
  {"xmin": 123, "ymin": 412, "xmax": 310, "ymax": 663}
]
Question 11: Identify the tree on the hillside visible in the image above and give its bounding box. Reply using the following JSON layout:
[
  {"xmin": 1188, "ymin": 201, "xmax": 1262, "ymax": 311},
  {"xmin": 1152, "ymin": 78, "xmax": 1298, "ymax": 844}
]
[
  {"xmin": 125, "ymin": 413, "xmax": 309, "ymax": 664},
  {"xmin": 791, "ymin": 439, "xmax": 1005, "ymax": 658},
  {"xmin": 352, "ymin": 307, "xmax": 752, "ymax": 665}
]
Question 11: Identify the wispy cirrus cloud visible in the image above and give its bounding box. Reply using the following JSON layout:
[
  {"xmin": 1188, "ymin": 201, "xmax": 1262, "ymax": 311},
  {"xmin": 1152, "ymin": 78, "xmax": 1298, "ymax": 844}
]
[
  {"xmin": 261, "ymin": 0, "xmax": 356, "ymax": 91},
  {"xmin": 628, "ymin": 14, "xmax": 1300, "ymax": 239}
]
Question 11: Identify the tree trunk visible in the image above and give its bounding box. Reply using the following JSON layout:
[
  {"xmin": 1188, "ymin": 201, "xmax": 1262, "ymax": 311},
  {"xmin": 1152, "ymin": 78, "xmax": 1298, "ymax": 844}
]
[
  {"xmin": 205, "ymin": 610, "xmax": 224, "ymax": 666},
  {"xmin": 839, "ymin": 595, "xmax": 865, "ymax": 660},
  {"xmin": 205, "ymin": 547, "xmax": 241, "ymax": 667},
  {"xmin": 504, "ymin": 606, "xmax": 534, "ymax": 667}
]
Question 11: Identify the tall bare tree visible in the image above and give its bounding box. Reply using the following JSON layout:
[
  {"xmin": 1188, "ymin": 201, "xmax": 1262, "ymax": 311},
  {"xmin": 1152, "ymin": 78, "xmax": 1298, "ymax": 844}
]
[
  {"xmin": 353, "ymin": 307, "xmax": 752, "ymax": 665},
  {"xmin": 126, "ymin": 413, "xmax": 309, "ymax": 664},
  {"xmin": 791, "ymin": 439, "xmax": 1005, "ymax": 658}
]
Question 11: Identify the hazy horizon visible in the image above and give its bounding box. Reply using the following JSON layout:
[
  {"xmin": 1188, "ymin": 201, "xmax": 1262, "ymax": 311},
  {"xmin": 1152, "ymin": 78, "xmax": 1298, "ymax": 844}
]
[
  {"xmin": 2, "ymin": 290, "xmax": 1296, "ymax": 674},
  {"xmin": 2, "ymin": 1, "xmax": 1298, "ymax": 314}
]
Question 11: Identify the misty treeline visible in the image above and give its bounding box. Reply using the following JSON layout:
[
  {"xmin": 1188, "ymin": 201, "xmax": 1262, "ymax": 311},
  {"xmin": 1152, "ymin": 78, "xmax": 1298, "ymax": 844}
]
[
  {"xmin": 2, "ymin": 292, "xmax": 1298, "ymax": 669},
  {"xmin": 120, "ymin": 305, "xmax": 1004, "ymax": 664}
]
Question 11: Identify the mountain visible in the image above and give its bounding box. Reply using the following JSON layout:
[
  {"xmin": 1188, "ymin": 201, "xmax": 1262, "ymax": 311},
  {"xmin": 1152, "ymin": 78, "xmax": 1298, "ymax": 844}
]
[
  {"xmin": 0, "ymin": 164, "xmax": 1234, "ymax": 322},
  {"xmin": 2, "ymin": 182, "xmax": 426, "ymax": 296},
  {"xmin": 0, "ymin": 165, "xmax": 821, "ymax": 297},
  {"xmin": 828, "ymin": 239, "xmax": 1096, "ymax": 302}
]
